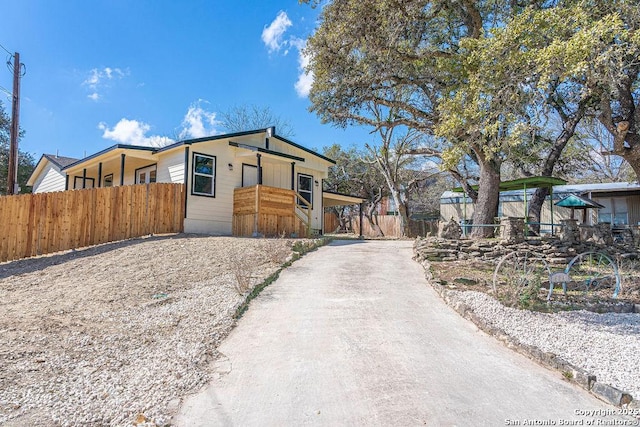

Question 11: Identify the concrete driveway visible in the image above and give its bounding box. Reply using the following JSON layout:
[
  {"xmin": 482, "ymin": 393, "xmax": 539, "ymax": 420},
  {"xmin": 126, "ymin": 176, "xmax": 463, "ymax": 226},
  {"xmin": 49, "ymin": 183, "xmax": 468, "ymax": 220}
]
[{"xmin": 174, "ymin": 240, "xmax": 615, "ymax": 426}]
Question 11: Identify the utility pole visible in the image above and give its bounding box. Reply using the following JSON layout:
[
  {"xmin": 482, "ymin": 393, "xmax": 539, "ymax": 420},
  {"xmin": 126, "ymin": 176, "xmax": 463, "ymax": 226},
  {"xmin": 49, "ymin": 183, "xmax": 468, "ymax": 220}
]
[{"xmin": 7, "ymin": 51, "xmax": 22, "ymax": 195}]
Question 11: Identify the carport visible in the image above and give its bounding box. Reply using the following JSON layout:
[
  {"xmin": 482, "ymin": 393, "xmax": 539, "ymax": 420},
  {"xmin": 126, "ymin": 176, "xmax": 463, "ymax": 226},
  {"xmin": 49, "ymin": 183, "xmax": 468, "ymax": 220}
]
[
  {"xmin": 322, "ymin": 191, "xmax": 366, "ymax": 237},
  {"xmin": 452, "ymin": 176, "xmax": 567, "ymax": 235}
]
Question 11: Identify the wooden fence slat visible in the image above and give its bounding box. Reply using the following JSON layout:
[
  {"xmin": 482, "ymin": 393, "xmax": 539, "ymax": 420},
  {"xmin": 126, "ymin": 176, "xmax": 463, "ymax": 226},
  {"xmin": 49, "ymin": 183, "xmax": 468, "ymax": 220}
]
[{"xmin": 0, "ymin": 183, "xmax": 185, "ymax": 263}]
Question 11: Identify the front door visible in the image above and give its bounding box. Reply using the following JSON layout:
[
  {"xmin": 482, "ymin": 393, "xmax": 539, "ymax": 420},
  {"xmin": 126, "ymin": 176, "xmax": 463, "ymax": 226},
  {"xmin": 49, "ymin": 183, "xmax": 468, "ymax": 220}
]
[
  {"xmin": 137, "ymin": 165, "xmax": 157, "ymax": 184},
  {"xmin": 242, "ymin": 164, "xmax": 258, "ymax": 187}
]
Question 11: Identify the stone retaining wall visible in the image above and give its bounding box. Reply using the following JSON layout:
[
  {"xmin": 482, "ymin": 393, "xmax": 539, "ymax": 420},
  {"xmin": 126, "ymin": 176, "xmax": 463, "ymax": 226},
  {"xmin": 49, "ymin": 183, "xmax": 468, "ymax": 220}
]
[{"xmin": 416, "ymin": 233, "xmax": 637, "ymax": 267}]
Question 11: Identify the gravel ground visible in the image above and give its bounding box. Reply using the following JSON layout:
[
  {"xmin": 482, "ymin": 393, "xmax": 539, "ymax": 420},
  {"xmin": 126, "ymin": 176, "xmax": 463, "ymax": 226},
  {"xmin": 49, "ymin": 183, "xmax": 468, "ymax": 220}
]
[
  {"xmin": 452, "ymin": 290, "xmax": 640, "ymax": 399},
  {"xmin": 0, "ymin": 234, "xmax": 311, "ymax": 426}
]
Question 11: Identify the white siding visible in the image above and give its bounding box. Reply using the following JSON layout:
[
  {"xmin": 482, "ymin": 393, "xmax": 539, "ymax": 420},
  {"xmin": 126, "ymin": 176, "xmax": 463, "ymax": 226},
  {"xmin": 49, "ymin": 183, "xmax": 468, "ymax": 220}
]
[
  {"xmin": 156, "ymin": 148, "xmax": 186, "ymax": 183},
  {"xmin": 185, "ymin": 144, "xmax": 239, "ymax": 235},
  {"xmin": 262, "ymin": 160, "xmax": 291, "ymax": 189},
  {"xmin": 32, "ymin": 164, "xmax": 66, "ymax": 193},
  {"xmin": 182, "ymin": 132, "xmax": 333, "ymax": 235}
]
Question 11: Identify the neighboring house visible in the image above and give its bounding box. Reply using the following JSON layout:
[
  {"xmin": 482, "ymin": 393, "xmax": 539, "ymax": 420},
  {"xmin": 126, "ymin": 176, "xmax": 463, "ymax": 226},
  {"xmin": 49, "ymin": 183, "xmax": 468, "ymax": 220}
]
[
  {"xmin": 27, "ymin": 127, "xmax": 355, "ymax": 235},
  {"xmin": 440, "ymin": 181, "xmax": 640, "ymax": 232},
  {"xmin": 26, "ymin": 154, "xmax": 80, "ymax": 193}
]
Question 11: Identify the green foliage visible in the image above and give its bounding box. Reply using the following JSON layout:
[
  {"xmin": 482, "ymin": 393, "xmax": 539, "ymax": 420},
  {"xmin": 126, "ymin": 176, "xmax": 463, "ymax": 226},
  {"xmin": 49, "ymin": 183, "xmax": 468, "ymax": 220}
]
[
  {"xmin": 304, "ymin": 0, "xmax": 640, "ymax": 233},
  {"xmin": 0, "ymin": 100, "xmax": 34, "ymax": 195}
]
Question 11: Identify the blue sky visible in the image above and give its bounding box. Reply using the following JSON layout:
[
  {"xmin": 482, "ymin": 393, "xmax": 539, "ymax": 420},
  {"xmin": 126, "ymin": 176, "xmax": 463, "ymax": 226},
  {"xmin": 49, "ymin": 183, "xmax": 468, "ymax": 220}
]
[{"xmin": 0, "ymin": 0, "xmax": 376, "ymax": 161}]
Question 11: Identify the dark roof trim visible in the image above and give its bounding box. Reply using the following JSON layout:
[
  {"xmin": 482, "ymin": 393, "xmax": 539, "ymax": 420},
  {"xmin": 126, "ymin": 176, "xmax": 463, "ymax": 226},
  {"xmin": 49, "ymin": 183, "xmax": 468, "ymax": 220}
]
[
  {"xmin": 63, "ymin": 144, "xmax": 156, "ymax": 170},
  {"xmin": 228, "ymin": 141, "xmax": 305, "ymax": 162},
  {"xmin": 156, "ymin": 128, "xmax": 336, "ymax": 164},
  {"xmin": 155, "ymin": 128, "xmax": 269, "ymax": 153},
  {"xmin": 42, "ymin": 154, "xmax": 80, "ymax": 169},
  {"xmin": 273, "ymin": 134, "xmax": 336, "ymax": 164}
]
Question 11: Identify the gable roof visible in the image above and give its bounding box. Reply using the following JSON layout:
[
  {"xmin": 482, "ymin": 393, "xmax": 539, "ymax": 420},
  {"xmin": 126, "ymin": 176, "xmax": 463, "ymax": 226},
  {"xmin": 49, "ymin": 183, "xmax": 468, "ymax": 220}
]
[
  {"xmin": 156, "ymin": 127, "xmax": 336, "ymax": 164},
  {"xmin": 43, "ymin": 154, "xmax": 80, "ymax": 169},
  {"xmin": 27, "ymin": 153, "xmax": 81, "ymax": 186},
  {"xmin": 32, "ymin": 127, "xmax": 336, "ymax": 184},
  {"xmin": 62, "ymin": 144, "xmax": 157, "ymax": 170}
]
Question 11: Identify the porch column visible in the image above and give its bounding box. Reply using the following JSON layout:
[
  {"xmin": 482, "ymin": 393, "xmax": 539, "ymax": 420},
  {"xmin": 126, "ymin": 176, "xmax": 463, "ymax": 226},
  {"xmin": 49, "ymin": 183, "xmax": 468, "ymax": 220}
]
[
  {"xmin": 550, "ymin": 185, "xmax": 555, "ymax": 235},
  {"xmin": 359, "ymin": 202, "xmax": 364, "ymax": 238},
  {"xmin": 184, "ymin": 147, "xmax": 189, "ymax": 219},
  {"xmin": 120, "ymin": 154, "xmax": 126, "ymax": 186},
  {"xmin": 257, "ymin": 153, "xmax": 262, "ymax": 185},
  {"xmin": 97, "ymin": 162, "xmax": 103, "ymax": 187},
  {"xmin": 82, "ymin": 168, "xmax": 87, "ymax": 189},
  {"xmin": 291, "ymin": 162, "xmax": 295, "ymax": 190},
  {"xmin": 65, "ymin": 175, "xmax": 69, "ymax": 191}
]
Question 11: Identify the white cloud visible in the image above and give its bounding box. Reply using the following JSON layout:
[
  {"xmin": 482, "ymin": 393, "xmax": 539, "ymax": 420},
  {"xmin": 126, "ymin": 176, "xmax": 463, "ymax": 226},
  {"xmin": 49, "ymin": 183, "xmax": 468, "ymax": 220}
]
[
  {"xmin": 262, "ymin": 11, "xmax": 292, "ymax": 53},
  {"xmin": 292, "ymin": 38, "xmax": 313, "ymax": 97},
  {"xmin": 83, "ymin": 67, "xmax": 127, "ymax": 101},
  {"xmin": 179, "ymin": 100, "xmax": 221, "ymax": 140},
  {"xmin": 98, "ymin": 119, "xmax": 173, "ymax": 148}
]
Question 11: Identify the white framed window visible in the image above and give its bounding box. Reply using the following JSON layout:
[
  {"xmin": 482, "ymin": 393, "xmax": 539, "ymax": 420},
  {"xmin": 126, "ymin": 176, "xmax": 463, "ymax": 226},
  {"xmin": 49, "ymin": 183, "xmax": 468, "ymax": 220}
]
[
  {"xmin": 136, "ymin": 165, "xmax": 157, "ymax": 184},
  {"xmin": 297, "ymin": 173, "xmax": 313, "ymax": 208},
  {"xmin": 192, "ymin": 152, "xmax": 216, "ymax": 197},
  {"xmin": 103, "ymin": 174, "xmax": 113, "ymax": 187}
]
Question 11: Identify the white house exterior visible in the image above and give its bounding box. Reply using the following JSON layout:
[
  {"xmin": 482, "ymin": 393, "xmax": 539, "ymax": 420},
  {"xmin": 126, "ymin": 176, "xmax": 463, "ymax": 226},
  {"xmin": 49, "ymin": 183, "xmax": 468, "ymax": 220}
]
[
  {"xmin": 27, "ymin": 154, "xmax": 80, "ymax": 193},
  {"xmin": 27, "ymin": 128, "xmax": 336, "ymax": 235}
]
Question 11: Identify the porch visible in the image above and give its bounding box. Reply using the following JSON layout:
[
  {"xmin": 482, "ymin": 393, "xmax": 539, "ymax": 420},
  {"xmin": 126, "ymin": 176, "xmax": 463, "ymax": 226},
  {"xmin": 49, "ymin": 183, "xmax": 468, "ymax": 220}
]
[{"xmin": 232, "ymin": 185, "xmax": 311, "ymax": 238}]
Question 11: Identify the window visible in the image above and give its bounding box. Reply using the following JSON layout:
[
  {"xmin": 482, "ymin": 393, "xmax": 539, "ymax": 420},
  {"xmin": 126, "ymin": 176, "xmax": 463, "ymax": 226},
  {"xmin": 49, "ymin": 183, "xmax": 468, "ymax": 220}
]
[
  {"xmin": 73, "ymin": 176, "xmax": 95, "ymax": 189},
  {"xmin": 597, "ymin": 197, "xmax": 628, "ymax": 225},
  {"xmin": 297, "ymin": 173, "xmax": 312, "ymax": 208},
  {"xmin": 103, "ymin": 174, "xmax": 113, "ymax": 187},
  {"xmin": 136, "ymin": 165, "xmax": 157, "ymax": 184},
  {"xmin": 192, "ymin": 153, "xmax": 216, "ymax": 197}
]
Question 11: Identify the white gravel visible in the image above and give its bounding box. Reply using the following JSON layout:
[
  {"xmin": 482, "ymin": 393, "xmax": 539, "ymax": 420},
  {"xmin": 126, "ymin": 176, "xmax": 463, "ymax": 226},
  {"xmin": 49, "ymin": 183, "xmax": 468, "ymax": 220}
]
[
  {"xmin": 453, "ymin": 290, "xmax": 640, "ymax": 399},
  {"xmin": 0, "ymin": 235, "xmax": 318, "ymax": 426}
]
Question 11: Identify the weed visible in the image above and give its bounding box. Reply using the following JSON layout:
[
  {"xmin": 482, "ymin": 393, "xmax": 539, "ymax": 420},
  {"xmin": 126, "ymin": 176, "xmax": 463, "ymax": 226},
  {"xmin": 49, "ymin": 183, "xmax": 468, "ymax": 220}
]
[
  {"xmin": 229, "ymin": 251, "xmax": 255, "ymax": 296},
  {"xmin": 233, "ymin": 237, "xmax": 332, "ymax": 319}
]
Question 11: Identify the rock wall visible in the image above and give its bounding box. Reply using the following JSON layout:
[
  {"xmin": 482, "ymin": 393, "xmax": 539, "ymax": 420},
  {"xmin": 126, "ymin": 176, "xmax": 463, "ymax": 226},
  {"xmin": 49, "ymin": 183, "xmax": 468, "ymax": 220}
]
[{"xmin": 414, "ymin": 235, "xmax": 636, "ymax": 267}]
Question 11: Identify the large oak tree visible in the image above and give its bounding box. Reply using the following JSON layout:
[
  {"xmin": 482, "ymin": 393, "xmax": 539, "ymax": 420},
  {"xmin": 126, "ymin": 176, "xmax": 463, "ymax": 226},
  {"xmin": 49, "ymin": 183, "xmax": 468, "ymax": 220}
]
[{"xmin": 304, "ymin": 0, "xmax": 545, "ymax": 237}]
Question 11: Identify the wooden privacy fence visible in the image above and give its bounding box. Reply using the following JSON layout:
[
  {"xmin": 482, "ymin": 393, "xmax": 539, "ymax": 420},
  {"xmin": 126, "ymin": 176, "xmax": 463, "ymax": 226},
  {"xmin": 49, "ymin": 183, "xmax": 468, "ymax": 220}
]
[
  {"xmin": 326, "ymin": 211, "xmax": 439, "ymax": 238},
  {"xmin": 353, "ymin": 215, "xmax": 403, "ymax": 237},
  {"xmin": 233, "ymin": 185, "xmax": 309, "ymax": 237},
  {"xmin": 0, "ymin": 183, "xmax": 185, "ymax": 262}
]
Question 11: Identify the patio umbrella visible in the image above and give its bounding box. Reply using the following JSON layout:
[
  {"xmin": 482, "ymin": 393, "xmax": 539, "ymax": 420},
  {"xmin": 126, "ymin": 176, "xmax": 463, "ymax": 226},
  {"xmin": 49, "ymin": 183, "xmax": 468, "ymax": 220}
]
[{"xmin": 554, "ymin": 194, "xmax": 604, "ymax": 223}]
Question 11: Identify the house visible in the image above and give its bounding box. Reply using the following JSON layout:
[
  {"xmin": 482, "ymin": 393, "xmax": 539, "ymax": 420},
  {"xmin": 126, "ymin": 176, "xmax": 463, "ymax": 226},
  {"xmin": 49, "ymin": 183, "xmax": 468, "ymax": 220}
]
[
  {"xmin": 440, "ymin": 180, "xmax": 640, "ymax": 232},
  {"xmin": 26, "ymin": 154, "xmax": 79, "ymax": 193},
  {"xmin": 27, "ymin": 127, "xmax": 358, "ymax": 236}
]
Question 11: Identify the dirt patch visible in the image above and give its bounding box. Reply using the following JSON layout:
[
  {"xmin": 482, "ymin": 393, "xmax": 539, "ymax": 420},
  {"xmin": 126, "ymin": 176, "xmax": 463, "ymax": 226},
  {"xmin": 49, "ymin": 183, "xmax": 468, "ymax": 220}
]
[{"xmin": 0, "ymin": 234, "xmax": 315, "ymax": 426}]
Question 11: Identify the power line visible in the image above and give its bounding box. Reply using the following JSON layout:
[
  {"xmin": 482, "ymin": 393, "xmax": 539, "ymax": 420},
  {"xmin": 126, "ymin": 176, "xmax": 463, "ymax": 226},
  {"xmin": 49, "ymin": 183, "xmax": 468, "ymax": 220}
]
[
  {"xmin": 0, "ymin": 84, "xmax": 11, "ymax": 96},
  {"xmin": 0, "ymin": 42, "xmax": 12, "ymax": 56}
]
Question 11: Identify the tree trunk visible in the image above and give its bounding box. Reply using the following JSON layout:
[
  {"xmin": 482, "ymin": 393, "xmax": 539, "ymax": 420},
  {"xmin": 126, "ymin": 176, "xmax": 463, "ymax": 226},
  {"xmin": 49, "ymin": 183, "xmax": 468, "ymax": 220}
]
[
  {"xmin": 529, "ymin": 102, "xmax": 586, "ymax": 233},
  {"xmin": 619, "ymin": 133, "xmax": 640, "ymax": 179},
  {"xmin": 365, "ymin": 202, "xmax": 384, "ymax": 237},
  {"xmin": 470, "ymin": 158, "xmax": 501, "ymax": 238},
  {"xmin": 398, "ymin": 199, "xmax": 411, "ymax": 237},
  {"xmin": 388, "ymin": 186, "xmax": 410, "ymax": 238},
  {"xmin": 527, "ymin": 187, "xmax": 547, "ymax": 234}
]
